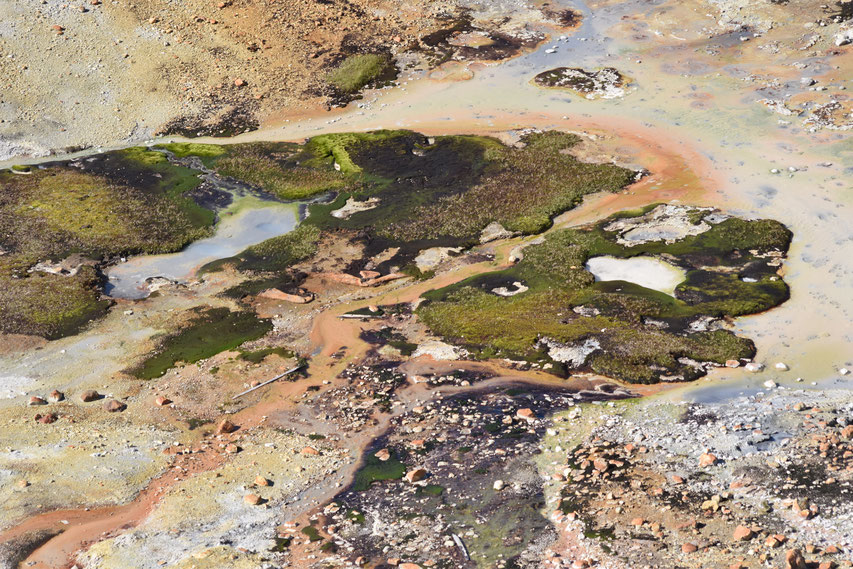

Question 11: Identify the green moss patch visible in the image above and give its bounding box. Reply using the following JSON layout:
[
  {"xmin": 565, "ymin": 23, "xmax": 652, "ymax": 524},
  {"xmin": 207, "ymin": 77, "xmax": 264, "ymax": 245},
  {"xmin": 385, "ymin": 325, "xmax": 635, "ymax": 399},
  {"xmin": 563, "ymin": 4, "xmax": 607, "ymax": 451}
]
[
  {"xmin": 129, "ymin": 307, "xmax": 272, "ymax": 379},
  {"xmin": 0, "ymin": 150, "xmax": 215, "ymax": 338},
  {"xmin": 326, "ymin": 54, "xmax": 396, "ymax": 95},
  {"xmin": 238, "ymin": 346, "xmax": 295, "ymax": 364},
  {"xmin": 0, "ymin": 264, "xmax": 111, "ymax": 340},
  {"xmin": 351, "ymin": 448, "xmax": 407, "ymax": 492},
  {"xmin": 159, "ymin": 141, "xmax": 351, "ymax": 200},
  {"xmin": 418, "ymin": 206, "xmax": 791, "ymax": 383}
]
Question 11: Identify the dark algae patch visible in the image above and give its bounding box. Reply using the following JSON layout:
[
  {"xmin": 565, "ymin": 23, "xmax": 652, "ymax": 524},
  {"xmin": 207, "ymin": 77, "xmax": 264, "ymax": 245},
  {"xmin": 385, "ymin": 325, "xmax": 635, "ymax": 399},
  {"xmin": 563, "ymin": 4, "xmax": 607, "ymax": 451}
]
[
  {"xmin": 325, "ymin": 385, "xmax": 616, "ymax": 568},
  {"xmin": 129, "ymin": 307, "xmax": 272, "ymax": 379},
  {"xmin": 418, "ymin": 205, "xmax": 792, "ymax": 383},
  {"xmin": 0, "ymin": 149, "xmax": 214, "ymax": 339}
]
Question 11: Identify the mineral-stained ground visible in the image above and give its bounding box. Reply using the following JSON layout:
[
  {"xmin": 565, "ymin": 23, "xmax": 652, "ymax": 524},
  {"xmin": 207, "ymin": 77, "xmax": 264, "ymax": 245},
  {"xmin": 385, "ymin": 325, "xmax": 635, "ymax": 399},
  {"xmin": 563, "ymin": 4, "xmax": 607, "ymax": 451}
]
[{"xmin": 0, "ymin": 0, "xmax": 852, "ymax": 567}]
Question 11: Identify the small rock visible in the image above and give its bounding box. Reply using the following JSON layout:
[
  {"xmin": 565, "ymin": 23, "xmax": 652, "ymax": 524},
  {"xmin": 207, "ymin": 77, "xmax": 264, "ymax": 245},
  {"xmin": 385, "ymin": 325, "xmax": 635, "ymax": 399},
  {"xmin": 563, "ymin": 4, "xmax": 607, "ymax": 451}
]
[
  {"xmin": 155, "ymin": 396, "xmax": 172, "ymax": 406},
  {"xmin": 301, "ymin": 446, "xmax": 320, "ymax": 456},
  {"xmin": 35, "ymin": 413, "xmax": 57, "ymax": 424},
  {"xmin": 255, "ymin": 476, "xmax": 271, "ymax": 486},
  {"xmin": 775, "ymin": 362, "xmax": 789, "ymax": 371},
  {"xmin": 374, "ymin": 448, "xmax": 391, "ymax": 461},
  {"xmin": 699, "ymin": 452, "xmax": 718, "ymax": 467},
  {"xmin": 234, "ymin": 78, "xmax": 246, "ymax": 87},
  {"xmin": 405, "ymin": 468, "xmax": 427, "ymax": 483},
  {"xmin": 763, "ymin": 380, "xmax": 777, "ymax": 389},
  {"xmin": 839, "ymin": 367, "xmax": 850, "ymax": 375},
  {"xmin": 516, "ymin": 408, "xmax": 535, "ymax": 421},
  {"xmin": 682, "ymin": 543, "xmax": 698, "ymax": 553},
  {"xmin": 28, "ymin": 396, "xmax": 47, "ymax": 406},
  {"xmin": 725, "ymin": 359, "xmax": 741, "ymax": 368},
  {"xmin": 224, "ymin": 444, "xmax": 240, "ymax": 453},
  {"xmin": 493, "ymin": 479, "xmax": 505, "ymax": 491},
  {"xmin": 104, "ymin": 399, "xmax": 126, "ymax": 412},
  {"xmin": 48, "ymin": 390, "xmax": 64, "ymax": 402},
  {"xmin": 744, "ymin": 362, "xmax": 764, "ymax": 372},
  {"xmin": 80, "ymin": 390, "xmax": 101, "ymax": 402},
  {"xmin": 784, "ymin": 549, "xmax": 806, "ymax": 569},
  {"xmin": 17, "ymin": 479, "xmax": 29, "ymax": 488},
  {"xmin": 217, "ymin": 419, "xmax": 238, "ymax": 434},
  {"xmin": 243, "ymin": 493, "xmax": 262, "ymax": 505},
  {"xmin": 733, "ymin": 525, "xmax": 754, "ymax": 541}
]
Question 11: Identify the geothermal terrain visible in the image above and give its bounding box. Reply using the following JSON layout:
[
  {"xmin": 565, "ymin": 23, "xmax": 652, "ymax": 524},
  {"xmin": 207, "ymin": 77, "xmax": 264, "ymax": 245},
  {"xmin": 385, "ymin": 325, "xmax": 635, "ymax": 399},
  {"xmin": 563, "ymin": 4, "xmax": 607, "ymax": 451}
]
[{"xmin": 0, "ymin": 0, "xmax": 852, "ymax": 568}]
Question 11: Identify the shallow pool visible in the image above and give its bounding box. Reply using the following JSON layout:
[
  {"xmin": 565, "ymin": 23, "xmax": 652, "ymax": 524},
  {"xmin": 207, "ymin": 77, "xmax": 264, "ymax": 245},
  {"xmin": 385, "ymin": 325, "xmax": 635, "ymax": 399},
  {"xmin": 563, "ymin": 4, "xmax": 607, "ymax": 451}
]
[
  {"xmin": 104, "ymin": 197, "xmax": 299, "ymax": 299},
  {"xmin": 585, "ymin": 255, "xmax": 686, "ymax": 296}
]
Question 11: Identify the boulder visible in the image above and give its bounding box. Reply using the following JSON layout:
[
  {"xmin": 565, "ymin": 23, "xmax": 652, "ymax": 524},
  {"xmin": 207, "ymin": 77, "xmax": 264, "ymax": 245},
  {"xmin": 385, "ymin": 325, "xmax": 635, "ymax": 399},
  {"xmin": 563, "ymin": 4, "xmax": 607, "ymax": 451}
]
[
  {"xmin": 479, "ymin": 221, "xmax": 516, "ymax": 244},
  {"xmin": 35, "ymin": 413, "xmax": 57, "ymax": 424},
  {"xmin": 834, "ymin": 29, "xmax": 853, "ymax": 46}
]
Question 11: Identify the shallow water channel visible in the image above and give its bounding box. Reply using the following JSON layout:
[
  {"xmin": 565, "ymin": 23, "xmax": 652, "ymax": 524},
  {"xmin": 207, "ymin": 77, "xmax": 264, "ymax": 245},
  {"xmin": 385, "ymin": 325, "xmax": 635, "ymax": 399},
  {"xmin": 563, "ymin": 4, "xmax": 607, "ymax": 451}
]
[{"xmin": 104, "ymin": 197, "xmax": 299, "ymax": 299}]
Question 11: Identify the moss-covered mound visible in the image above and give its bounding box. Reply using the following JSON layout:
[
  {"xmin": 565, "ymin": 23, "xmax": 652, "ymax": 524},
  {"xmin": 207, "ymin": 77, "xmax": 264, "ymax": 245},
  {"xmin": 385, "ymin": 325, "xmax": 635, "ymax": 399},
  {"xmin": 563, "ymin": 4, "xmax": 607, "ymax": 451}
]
[
  {"xmin": 158, "ymin": 141, "xmax": 352, "ymax": 201},
  {"xmin": 301, "ymin": 129, "xmax": 636, "ymax": 268},
  {"xmin": 179, "ymin": 129, "xmax": 635, "ymax": 279},
  {"xmin": 418, "ymin": 205, "xmax": 792, "ymax": 383},
  {"xmin": 0, "ymin": 147, "xmax": 214, "ymax": 338}
]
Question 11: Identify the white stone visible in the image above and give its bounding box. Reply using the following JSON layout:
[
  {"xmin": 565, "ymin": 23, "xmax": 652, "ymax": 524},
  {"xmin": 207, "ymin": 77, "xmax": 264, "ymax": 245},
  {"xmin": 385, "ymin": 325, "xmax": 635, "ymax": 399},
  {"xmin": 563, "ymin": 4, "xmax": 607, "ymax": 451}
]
[{"xmin": 774, "ymin": 362, "xmax": 789, "ymax": 371}]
